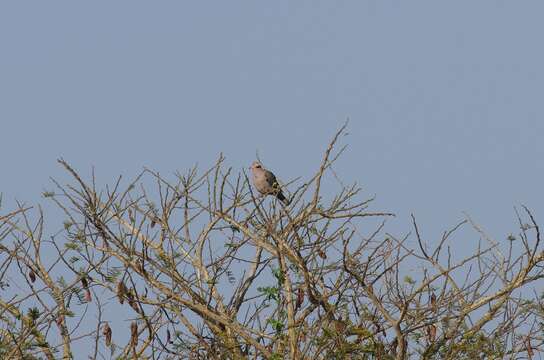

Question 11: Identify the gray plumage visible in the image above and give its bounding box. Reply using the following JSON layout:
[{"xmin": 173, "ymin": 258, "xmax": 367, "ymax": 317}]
[{"xmin": 250, "ymin": 161, "xmax": 290, "ymax": 205}]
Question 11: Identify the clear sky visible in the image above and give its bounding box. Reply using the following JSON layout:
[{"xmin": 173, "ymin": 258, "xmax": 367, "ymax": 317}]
[
  {"xmin": 2, "ymin": 1, "xmax": 543, "ymax": 241},
  {"xmin": 1, "ymin": 0, "xmax": 543, "ymax": 352}
]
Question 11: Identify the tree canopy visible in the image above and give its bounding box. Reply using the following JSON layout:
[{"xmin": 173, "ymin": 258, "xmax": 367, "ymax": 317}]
[{"xmin": 0, "ymin": 126, "xmax": 542, "ymax": 359}]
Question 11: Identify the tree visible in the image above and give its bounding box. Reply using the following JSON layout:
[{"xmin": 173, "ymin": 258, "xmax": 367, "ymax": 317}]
[{"xmin": 0, "ymin": 125, "xmax": 542, "ymax": 359}]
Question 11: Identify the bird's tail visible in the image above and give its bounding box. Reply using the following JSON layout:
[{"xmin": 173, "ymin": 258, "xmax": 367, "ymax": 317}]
[{"xmin": 276, "ymin": 191, "xmax": 290, "ymax": 206}]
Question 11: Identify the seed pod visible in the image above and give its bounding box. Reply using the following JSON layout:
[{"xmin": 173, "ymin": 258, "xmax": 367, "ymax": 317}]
[
  {"xmin": 296, "ymin": 288, "xmax": 304, "ymax": 309},
  {"xmin": 130, "ymin": 321, "xmax": 138, "ymax": 348},
  {"xmin": 129, "ymin": 297, "xmax": 140, "ymax": 314},
  {"xmin": 299, "ymin": 329, "xmax": 307, "ymax": 343},
  {"xmin": 426, "ymin": 324, "xmax": 436, "ymax": 342},
  {"xmin": 29, "ymin": 269, "xmax": 36, "ymax": 283},
  {"xmin": 333, "ymin": 319, "xmax": 346, "ymax": 333},
  {"xmin": 117, "ymin": 281, "xmax": 127, "ymax": 304},
  {"xmin": 84, "ymin": 289, "xmax": 92, "ymax": 302},
  {"xmin": 317, "ymin": 249, "xmax": 327, "ymax": 259},
  {"xmin": 430, "ymin": 293, "xmax": 437, "ymax": 313},
  {"xmin": 103, "ymin": 323, "xmax": 112, "ymax": 347},
  {"xmin": 56, "ymin": 314, "xmax": 64, "ymax": 327},
  {"xmin": 526, "ymin": 337, "xmax": 533, "ymax": 359}
]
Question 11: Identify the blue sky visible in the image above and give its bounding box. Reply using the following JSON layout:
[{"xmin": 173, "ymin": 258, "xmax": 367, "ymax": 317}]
[
  {"xmin": 2, "ymin": 1, "xmax": 542, "ymax": 241},
  {"xmin": 1, "ymin": 1, "xmax": 543, "ymax": 353}
]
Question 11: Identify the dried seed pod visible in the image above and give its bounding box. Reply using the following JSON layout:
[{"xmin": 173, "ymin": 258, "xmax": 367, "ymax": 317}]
[
  {"xmin": 167, "ymin": 329, "xmax": 172, "ymax": 344},
  {"xmin": 56, "ymin": 314, "xmax": 64, "ymax": 327},
  {"xmin": 117, "ymin": 281, "xmax": 127, "ymax": 304},
  {"xmin": 296, "ymin": 288, "xmax": 304, "ymax": 309},
  {"xmin": 333, "ymin": 319, "xmax": 346, "ymax": 333},
  {"xmin": 526, "ymin": 337, "xmax": 533, "ymax": 359},
  {"xmin": 426, "ymin": 324, "xmax": 436, "ymax": 342},
  {"xmin": 130, "ymin": 321, "xmax": 138, "ymax": 348},
  {"xmin": 28, "ymin": 269, "xmax": 36, "ymax": 283},
  {"xmin": 299, "ymin": 329, "xmax": 307, "ymax": 343},
  {"xmin": 103, "ymin": 323, "xmax": 112, "ymax": 347},
  {"xmin": 84, "ymin": 289, "xmax": 92, "ymax": 302},
  {"xmin": 430, "ymin": 293, "xmax": 437, "ymax": 313},
  {"xmin": 317, "ymin": 249, "xmax": 327, "ymax": 259},
  {"xmin": 139, "ymin": 259, "xmax": 146, "ymax": 275},
  {"xmin": 129, "ymin": 298, "xmax": 140, "ymax": 314}
]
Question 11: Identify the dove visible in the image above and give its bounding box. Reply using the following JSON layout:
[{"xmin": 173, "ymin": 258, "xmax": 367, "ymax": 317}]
[{"xmin": 250, "ymin": 161, "xmax": 290, "ymax": 205}]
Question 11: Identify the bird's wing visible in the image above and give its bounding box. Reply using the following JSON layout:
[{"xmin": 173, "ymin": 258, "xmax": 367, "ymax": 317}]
[{"xmin": 264, "ymin": 170, "xmax": 279, "ymax": 189}]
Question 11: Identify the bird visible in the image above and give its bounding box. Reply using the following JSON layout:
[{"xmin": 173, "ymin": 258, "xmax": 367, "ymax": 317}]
[{"xmin": 249, "ymin": 161, "xmax": 290, "ymax": 205}]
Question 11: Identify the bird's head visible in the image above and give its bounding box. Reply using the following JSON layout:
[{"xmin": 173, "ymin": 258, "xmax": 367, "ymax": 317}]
[{"xmin": 250, "ymin": 161, "xmax": 263, "ymax": 171}]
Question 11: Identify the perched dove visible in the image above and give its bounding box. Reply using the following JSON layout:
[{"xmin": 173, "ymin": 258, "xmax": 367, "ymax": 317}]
[{"xmin": 250, "ymin": 161, "xmax": 290, "ymax": 205}]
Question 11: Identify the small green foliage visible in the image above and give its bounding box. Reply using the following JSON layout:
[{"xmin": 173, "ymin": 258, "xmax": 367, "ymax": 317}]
[
  {"xmin": 258, "ymin": 286, "xmax": 280, "ymax": 302},
  {"xmin": 272, "ymin": 268, "xmax": 285, "ymax": 285},
  {"xmin": 104, "ymin": 268, "xmax": 121, "ymax": 283},
  {"xmin": 267, "ymin": 318, "xmax": 284, "ymax": 333},
  {"xmin": 507, "ymin": 234, "xmax": 516, "ymax": 241},
  {"xmin": 442, "ymin": 331, "xmax": 506, "ymax": 359},
  {"xmin": 64, "ymin": 242, "xmax": 80, "ymax": 251},
  {"xmin": 350, "ymin": 327, "xmax": 372, "ymax": 337},
  {"xmin": 36, "ymin": 340, "xmax": 50, "ymax": 348},
  {"xmin": 74, "ymin": 230, "xmax": 86, "ymax": 242},
  {"xmin": 403, "ymin": 275, "xmax": 416, "ymax": 285},
  {"xmin": 42, "ymin": 191, "xmax": 55, "ymax": 198},
  {"xmin": 56, "ymin": 276, "xmax": 67, "ymax": 289},
  {"xmin": 27, "ymin": 307, "xmax": 40, "ymax": 321},
  {"xmin": 63, "ymin": 221, "xmax": 73, "ymax": 230}
]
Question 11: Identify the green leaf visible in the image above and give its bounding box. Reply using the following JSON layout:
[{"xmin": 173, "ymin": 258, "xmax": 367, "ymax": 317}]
[
  {"xmin": 272, "ymin": 268, "xmax": 285, "ymax": 285},
  {"xmin": 28, "ymin": 307, "xmax": 40, "ymax": 321},
  {"xmin": 65, "ymin": 242, "xmax": 80, "ymax": 251},
  {"xmin": 267, "ymin": 318, "xmax": 284, "ymax": 333},
  {"xmin": 257, "ymin": 286, "xmax": 280, "ymax": 302}
]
